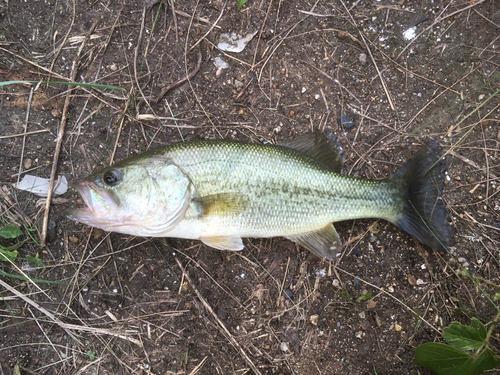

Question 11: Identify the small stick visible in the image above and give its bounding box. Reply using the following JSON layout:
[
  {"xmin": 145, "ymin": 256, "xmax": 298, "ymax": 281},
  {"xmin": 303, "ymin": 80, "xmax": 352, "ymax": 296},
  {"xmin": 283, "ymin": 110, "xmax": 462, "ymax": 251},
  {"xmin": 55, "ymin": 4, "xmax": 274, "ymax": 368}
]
[
  {"xmin": 277, "ymin": 257, "xmax": 291, "ymax": 306},
  {"xmin": 169, "ymin": 0, "xmax": 179, "ymax": 42},
  {"xmin": 340, "ymin": 0, "xmax": 395, "ymax": 111},
  {"xmin": 0, "ymin": 128, "xmax": 50, "ymax": 139},
  {"xmin": 0, "ymin": 278, "xmax": 82, "ymax": 345},
  {"xmin": 151, "ymin": 46, "xmax": 202, "ymax": 103},
  {"xmin": 174, "ymin": 9, "xmax": 221, "ymax": 27},
  {"xmin": 189, "ymin": 1, "xmax": 226, "ymax": 52},
  {"xmin": 17, "ymin": 87, "xmax": 34, "ymax": 185},
  {"xmin": 40, "ymin": 19, "xmax": 99, "ymax": 247},
  {"xmin": 175, "ymin": 257, "xmax": 262, "ymax": 375},
  {"xmin": 48, "ymin": 0, "xmax": 76, "ymax": 83}
]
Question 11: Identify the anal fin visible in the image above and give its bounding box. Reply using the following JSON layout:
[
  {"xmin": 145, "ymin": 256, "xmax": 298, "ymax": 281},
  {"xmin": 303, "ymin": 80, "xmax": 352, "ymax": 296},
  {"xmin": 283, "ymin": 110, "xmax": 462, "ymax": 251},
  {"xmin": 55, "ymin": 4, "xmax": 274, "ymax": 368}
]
[
  {"xmin": 201, "ymin": 236, "xmax": 244, "ymax": 251},
  {"xmin": 286, "ymin": 224, "xmax": 342, "ymax": 260}
]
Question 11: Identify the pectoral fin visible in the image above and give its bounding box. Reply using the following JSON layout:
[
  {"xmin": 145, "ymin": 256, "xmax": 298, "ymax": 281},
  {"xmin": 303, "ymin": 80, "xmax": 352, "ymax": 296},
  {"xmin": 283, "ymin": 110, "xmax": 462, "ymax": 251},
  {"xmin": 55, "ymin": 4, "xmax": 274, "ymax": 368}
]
[
  {"xmin": 194, "ymin": 193, "xmax": 249, "ymax": 217},
  {"xmin": 201, "ymin": 236, "xmax": 244, "ymax": 251},
  {"xmin": 286, "ymin": 224, "xmax": 342, "ymax": 260}
]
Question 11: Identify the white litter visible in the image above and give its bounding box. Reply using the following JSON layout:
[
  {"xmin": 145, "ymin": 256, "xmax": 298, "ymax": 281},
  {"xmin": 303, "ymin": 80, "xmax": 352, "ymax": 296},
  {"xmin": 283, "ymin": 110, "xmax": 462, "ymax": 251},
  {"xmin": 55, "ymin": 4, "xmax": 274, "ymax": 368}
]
[
  {"xmin": 15, "ymin": 175, "xmax": 68, "ymax": 197},
  {"xmin": 213, "ymin": 57, "xmax": 229, "ymax": 70},
  {"xmin": 403, "ymin": 27, "xmax": 416, "ymax": 40},
  {"xmin": 218, "ymin": 31, "xmax": 258, "ymax": 53}
]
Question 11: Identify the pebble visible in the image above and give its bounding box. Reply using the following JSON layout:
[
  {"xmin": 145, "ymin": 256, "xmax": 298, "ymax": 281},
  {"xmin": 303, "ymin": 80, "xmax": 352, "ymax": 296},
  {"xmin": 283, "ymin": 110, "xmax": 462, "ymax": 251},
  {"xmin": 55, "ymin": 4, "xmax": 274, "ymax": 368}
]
[
  {"xmin": 337, "ymin": 30, "xmax": 346, "ymax": 39},
  {"xmin": 374, "ymin": 313, "xmax": 382, "ymax": 327},
  {"xmin": 24, "ymin": 158, "xmax": 32, "ymax": 169},
  {"xmin": 339, "ymin": 114, "xmax": 355, "ymax": 129},
  {"xmin": 359, "ymin": 311, "xmax": 366, "ymax": 319},
  {"xmin": 332, "ymin": 279, "xmax": 340, "ymax": 287},
  {"xmin": 355, "ymin": 331, "xmax": 363, "ymax": 339},
  {"xmin": 51, "ymin": 108, "xmax": 62, "ymax": 118},
  {"xmin": 361, "ymin": 320, "xmax": 370, "ymax": 330},
  {"xmin": 284, "ymin": 288, "xmax": 293, "ymax": 299},
  {"xmin": 407, "ymin": 275, "xmax": 417, "ymax": 286},
  {"xmin": 93, "ymin": 229, "xmax": 103, "ymax": 239},
  {"xmin": 394, "ymin": 323, "xmax": 402, "ymax": 332},
  {"xmin": 352, "ymin": 248, "xmax": 363, "ymax": 257},
  {"xmin": 359, "ymin": 53, "xmax": 367, "ymax": 65},
  {"xmin": 481, "ymin": 119, "xmax": 490, "ymax": 126},
  {"xmin": 367, "ymin": 299, "xmax": 377, "ymax": 309},
  {"xmin": 310, "ymin": 314, "xmax": 318, "ymax": 325},
  {"xmin": 280, "ymin": 342, "xmax": 289, "ymax": 352},
  {"xmin": 69, "ymin": 235, "xmax": 79, "ymax": 243},
  {"xmin": 353, "ymin": 276, "xmax": 360, "ymax": 287}
]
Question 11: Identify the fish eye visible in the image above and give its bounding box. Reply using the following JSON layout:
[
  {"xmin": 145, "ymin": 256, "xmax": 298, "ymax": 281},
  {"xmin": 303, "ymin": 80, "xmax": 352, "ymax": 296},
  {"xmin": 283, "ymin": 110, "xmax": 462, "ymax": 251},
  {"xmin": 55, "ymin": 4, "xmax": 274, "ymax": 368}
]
[{"xmin": 102, "ymin": 169, "xmax": 121, "ymax": 186}]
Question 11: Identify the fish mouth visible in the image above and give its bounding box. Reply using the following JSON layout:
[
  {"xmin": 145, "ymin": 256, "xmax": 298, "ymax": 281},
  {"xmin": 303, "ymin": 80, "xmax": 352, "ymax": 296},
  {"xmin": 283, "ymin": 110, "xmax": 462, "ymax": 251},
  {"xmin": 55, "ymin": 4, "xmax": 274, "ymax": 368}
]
[{"xmin": 66, "ymin": 181, "xmax": 118, "ymax": 224}]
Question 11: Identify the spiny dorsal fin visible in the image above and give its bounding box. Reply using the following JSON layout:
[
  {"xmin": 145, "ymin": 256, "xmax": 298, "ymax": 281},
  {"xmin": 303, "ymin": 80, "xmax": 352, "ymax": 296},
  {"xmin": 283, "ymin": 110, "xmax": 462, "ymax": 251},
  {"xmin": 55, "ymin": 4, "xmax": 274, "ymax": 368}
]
[
  {"xmin": 285, "ymin": 223, "xmax": 342, "ymax": 260},
  {"xmin": 278, "ymin": 133, "xmax": 343, "ymax": 173},
  {"xmin": 193, "ymin": 193, "xmax": 249, "ymax": 216}
]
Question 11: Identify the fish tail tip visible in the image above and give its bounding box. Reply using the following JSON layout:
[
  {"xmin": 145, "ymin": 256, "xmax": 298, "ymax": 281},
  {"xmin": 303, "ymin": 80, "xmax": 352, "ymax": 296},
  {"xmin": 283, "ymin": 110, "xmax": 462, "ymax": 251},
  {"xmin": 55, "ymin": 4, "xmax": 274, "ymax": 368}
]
[{"xmin": 392, "ymin": 141, "xmax": 451, "ymax": 252}]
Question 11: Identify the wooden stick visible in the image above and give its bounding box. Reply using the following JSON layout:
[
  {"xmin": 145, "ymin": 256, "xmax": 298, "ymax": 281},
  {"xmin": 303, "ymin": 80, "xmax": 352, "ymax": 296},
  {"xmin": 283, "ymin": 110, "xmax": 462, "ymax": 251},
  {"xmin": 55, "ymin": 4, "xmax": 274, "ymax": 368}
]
[
  {"xmin": 0, "ymin": 128, "xmax": 50, "ymax": 139},
  {"xmin": 40, "ymin": 19, "xmax": 99, "ymax": 247},
  {"xmin": 175, "ymin": 257, "xmax": 262, "ymax": 375}
]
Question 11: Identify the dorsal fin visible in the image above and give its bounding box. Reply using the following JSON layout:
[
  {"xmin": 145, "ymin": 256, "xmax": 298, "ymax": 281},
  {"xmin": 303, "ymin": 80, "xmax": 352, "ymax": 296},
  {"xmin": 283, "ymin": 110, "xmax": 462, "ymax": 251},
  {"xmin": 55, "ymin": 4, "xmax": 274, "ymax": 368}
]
[{"xmin": 278, "ymin": 133, "xmax": 343, "ymax": 173}]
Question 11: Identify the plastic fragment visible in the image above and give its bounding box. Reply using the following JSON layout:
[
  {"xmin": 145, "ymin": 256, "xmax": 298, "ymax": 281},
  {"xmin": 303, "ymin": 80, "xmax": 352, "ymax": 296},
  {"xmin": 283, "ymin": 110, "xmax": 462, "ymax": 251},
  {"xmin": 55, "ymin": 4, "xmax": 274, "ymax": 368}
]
[
  {"xmin": 339, "ymin": 114, "xmax": 355, "ymax": 129},
  {"xmin": 218, "ymin": 31, "xmax": 258, "ymax": 53},
  {"xmin": 15, "ymin": 175, "xmax": 68, "ymax": 197}
]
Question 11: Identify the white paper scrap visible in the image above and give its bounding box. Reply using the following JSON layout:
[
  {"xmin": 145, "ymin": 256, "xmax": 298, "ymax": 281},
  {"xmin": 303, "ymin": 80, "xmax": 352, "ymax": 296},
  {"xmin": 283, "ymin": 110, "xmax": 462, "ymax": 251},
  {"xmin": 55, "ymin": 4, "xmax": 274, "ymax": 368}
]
[
  {"xmin": 15, "ymin": 175, "xmax": 68, "ymax": 197},
  {"xmin": 218, "ymin": 31, "xmax": 258, "ymax": 53}
]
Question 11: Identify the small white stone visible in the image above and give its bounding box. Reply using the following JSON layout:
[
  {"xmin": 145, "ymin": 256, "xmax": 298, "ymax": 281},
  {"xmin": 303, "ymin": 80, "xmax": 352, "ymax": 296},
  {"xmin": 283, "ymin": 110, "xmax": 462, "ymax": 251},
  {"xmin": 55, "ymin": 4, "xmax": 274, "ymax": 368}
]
[{"xmin": 280, "ymin": 342, "xmax": 289, "ymax": 352}]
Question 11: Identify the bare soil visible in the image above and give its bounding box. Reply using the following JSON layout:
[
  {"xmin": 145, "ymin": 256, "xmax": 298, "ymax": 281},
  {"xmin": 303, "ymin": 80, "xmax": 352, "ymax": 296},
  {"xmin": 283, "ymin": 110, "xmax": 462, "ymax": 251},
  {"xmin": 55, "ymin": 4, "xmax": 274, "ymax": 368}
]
[{"xmin": 1, "ymin": 0, "xmax": 500, "ymax": 374}]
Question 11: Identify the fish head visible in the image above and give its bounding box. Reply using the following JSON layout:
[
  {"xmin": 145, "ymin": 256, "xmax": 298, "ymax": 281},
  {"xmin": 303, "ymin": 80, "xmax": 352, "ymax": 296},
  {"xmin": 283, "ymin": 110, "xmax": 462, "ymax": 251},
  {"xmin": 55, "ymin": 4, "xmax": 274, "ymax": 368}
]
[{"xmin": 67, "ymin": 159, "xmax": 192, "ymax": 236}]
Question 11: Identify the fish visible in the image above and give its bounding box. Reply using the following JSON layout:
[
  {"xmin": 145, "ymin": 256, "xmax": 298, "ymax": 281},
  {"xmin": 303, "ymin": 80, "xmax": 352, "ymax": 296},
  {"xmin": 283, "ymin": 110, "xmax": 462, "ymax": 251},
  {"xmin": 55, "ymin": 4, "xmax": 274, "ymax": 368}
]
[{"xmin": 66, "ymin": 133, "xmax": 451, "ymax": 260}]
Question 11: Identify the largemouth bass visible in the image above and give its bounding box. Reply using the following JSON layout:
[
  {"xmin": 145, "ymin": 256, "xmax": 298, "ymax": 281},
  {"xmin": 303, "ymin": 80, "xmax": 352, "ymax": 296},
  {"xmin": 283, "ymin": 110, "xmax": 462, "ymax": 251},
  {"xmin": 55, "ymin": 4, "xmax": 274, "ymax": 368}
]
[{"xmin": 67, "ymin": 134, "xmax": 450, "ymax": 260}]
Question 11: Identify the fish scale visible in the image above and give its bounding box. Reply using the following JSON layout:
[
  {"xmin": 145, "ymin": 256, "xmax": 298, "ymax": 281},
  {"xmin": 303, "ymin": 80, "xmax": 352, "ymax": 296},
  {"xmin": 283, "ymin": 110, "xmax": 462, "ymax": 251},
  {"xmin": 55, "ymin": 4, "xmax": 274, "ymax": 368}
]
[
  {"xmin": 68, "ymin": 134, "xmax": 451, "ymax": 260},
  {"xmin": 161, "ymin": 141, "xmax": 398, "ymax": 235}
]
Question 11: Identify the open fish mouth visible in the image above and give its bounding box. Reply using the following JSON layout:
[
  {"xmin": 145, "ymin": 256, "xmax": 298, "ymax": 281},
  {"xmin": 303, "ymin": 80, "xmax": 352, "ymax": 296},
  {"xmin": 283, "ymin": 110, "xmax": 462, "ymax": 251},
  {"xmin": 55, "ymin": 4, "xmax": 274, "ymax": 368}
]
[
  {"xmin": 66, "ymin": 181, "xmax": 118, "ymax": 224},
  {"xmin": 75, "ymin": 182, "xmax": 94, "ymax": 213}
]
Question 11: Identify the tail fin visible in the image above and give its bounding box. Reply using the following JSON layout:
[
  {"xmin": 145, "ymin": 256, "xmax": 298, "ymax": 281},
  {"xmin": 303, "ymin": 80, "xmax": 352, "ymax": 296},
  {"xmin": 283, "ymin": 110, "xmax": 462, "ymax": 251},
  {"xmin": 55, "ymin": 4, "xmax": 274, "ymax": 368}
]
[{"xmin": 391, "ymin": 141, "xmax": 451, "ymax": 252}]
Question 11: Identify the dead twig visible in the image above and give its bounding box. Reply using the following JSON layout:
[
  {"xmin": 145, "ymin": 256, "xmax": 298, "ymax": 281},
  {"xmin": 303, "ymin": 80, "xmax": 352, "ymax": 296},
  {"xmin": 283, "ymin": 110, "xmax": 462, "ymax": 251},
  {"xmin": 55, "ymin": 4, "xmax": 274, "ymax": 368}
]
[
  {"xmin": 40, "ymin": 19, "xmax": 99, "ymax": 247},
  {"xmin": 152, "ymin": 46, "xmax": 203, "ymax": 104},
  {"xmin": 0, "ymin": 128, "xmax": 51, "ymax": 139},
  {"xmin": 17, "ymin": 87, "xmax": 34, "ymax": 184},
  {"xmin": 174, "ymin": 257, "xmax": 262, "ymax": 375},
  {"xmin": 340, "ymin": 0, "xmax": 395, "ymax": 111},
  {"xmin": 189, "ymin": 1, "xmax": 226, "ymax": 52}
]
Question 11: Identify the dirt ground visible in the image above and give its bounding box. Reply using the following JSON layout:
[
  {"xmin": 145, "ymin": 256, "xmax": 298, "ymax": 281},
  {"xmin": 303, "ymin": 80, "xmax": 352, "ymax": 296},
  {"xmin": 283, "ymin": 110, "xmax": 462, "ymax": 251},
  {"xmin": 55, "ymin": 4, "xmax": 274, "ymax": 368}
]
[{"xmin": 1, "ymin": 0, "xmax": 500, "ymax": 374}]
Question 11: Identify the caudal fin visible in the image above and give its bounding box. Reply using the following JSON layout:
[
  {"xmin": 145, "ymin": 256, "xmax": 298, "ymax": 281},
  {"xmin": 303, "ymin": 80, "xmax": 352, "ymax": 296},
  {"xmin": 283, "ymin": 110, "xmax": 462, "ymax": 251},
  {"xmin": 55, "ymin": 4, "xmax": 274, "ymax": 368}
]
[{"xmin": 391, "ymin": 141, "xmax": 451, "ymax": 252}]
